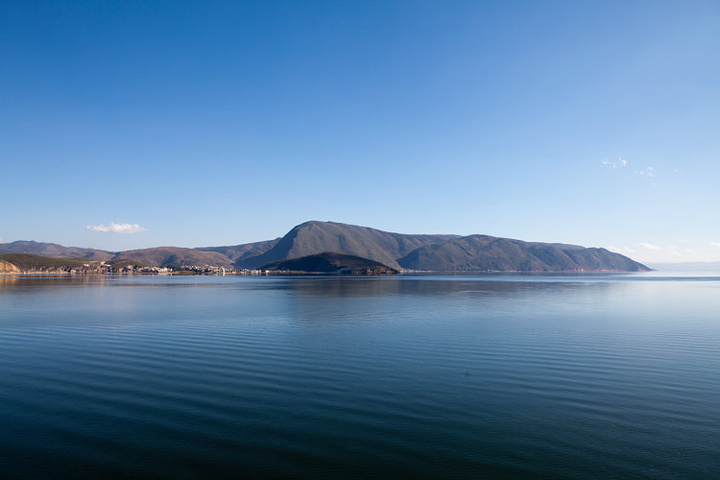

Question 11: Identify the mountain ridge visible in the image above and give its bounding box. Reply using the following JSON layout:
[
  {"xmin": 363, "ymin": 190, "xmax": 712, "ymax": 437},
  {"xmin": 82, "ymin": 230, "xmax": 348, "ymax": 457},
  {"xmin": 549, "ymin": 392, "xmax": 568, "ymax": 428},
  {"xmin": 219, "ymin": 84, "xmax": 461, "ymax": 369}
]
[{"xmin": 0, "ymin": 221, "xmax": 650, "ymax": 272}]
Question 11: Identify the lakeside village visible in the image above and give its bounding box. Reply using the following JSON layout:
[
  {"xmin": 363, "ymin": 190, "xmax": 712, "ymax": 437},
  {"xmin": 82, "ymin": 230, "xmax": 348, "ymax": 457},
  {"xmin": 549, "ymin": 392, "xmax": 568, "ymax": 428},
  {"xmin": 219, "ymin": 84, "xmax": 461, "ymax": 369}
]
[
  {"xmin": 1, "ymin": 254, "xmax": 400, "ymax": 276},
  {"xmin": 21, "ymin": 261, "xmax": 265, "ymax": 276}
]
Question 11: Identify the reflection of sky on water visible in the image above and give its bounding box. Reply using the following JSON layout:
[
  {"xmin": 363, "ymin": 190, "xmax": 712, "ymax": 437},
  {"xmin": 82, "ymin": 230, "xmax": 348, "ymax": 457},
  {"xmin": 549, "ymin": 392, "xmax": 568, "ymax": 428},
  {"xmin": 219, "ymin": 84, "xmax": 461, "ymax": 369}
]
[
  {"xmin": 1, "ymin": 274, "xmax": 719, "ymax": 479},
  {"xmin": 2, "ymin": 274, "xmax": 719, "ymax": 332}
]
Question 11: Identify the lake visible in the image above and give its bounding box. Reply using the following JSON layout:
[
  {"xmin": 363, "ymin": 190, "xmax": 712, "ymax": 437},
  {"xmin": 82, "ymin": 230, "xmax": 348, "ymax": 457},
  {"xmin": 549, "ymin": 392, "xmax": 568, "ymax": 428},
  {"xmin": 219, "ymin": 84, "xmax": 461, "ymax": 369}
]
[{"xmin": 1, "ymin": 273, "xmax": 719, "ymax": 478}]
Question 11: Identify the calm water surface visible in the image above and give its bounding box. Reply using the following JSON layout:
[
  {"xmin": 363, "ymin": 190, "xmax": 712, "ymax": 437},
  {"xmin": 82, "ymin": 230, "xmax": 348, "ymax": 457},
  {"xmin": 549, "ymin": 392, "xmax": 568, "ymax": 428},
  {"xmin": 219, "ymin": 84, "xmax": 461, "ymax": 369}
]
[{"xmin": 1, "ymin": 273, "xmax": 719, "ymax": 478}]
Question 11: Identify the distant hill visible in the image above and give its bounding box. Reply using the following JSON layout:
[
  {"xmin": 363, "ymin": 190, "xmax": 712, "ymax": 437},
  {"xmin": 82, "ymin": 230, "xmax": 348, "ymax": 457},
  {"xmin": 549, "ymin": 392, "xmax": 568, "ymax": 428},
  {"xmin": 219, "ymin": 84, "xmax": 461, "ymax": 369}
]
[
  {"xmin": 0, "ymin": 242, "xmax": 235, "ymax": 268},
  {"xmin": 0, "ymin": 254, "xmax": 153, "ymax": 273},
  {"xmin": 116, "ymin": 247, "xmax": 234, "ymax": 268},
  {"xmin": 235, "ymin": 221, "xmax": 458, "ymax": 269},
  {"xmin": 397, "ymin": 235, "xmax": 649, "ymax": 272},
  {"xmin": 0, "ymin": 241, "xmax": 114, "ymax": 260},
  {"xmin": 262, "ymin": 252, "xmax": 399, "ymax": 275},
  {"xmin": 1, "ymin": 220, "xmax": 649, "ymax": 273}
]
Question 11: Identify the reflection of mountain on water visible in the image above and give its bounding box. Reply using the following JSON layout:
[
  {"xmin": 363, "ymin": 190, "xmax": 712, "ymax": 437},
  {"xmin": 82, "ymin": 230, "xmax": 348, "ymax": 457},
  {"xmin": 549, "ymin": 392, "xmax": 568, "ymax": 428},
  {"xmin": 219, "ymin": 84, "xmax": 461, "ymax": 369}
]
[
  {"xmin": 0, "ymin": 275, "xmax": 619, "ymax": 300},
  {"xmin": 278, "ymin": 275, "xmax": 613, "ymax": 298},
  {"xmin": 275, "ymin": 276, "xmax": 618, "ymax": 326},
  {"xmin": 0, "ymin": 275, "xmax": 111, "ymax": 291}
]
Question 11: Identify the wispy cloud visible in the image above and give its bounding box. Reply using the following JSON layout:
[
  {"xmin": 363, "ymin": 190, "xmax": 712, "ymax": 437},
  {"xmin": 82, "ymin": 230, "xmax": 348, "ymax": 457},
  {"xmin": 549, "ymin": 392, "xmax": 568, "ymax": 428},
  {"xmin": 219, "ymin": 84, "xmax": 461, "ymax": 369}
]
[
  {"xmin": 632, "ymin": 165, "xmax": 658, "ymax": 187},
  {"xmin": 87, "ymin": 223, "xmax": 146, "ymax": 234},
  {"xmin": 601, "ymin": 157, "xmax": 628, "ymax": 169},
  {"xmin": 608, "ymin": 246, "xmax": 635, "ymax": 254},
  {"xmin": 602, "ymin": 157, "xmax": 659, "ymax": 186},
  {"xmin": 635, "ymin": 166, "xmax": 656, "ymax": 178},
  {"xmin": 630, "ymin": 243, "xmax": 720, "ymax": 263}
]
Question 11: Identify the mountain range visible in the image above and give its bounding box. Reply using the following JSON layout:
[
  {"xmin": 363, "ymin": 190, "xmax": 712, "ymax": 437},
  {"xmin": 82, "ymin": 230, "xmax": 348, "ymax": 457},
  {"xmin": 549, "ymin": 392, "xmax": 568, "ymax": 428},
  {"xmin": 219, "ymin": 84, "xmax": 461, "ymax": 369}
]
[{"xmin": 0, "ymin": 221, "xmax": 649, "ymax": 272}]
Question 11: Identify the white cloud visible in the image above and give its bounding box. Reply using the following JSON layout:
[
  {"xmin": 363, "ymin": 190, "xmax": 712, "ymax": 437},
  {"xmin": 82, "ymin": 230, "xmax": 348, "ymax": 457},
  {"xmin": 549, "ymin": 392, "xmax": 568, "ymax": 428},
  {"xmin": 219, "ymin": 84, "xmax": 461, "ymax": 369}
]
[
  {"xmin": 87, "ymin": 223, "xmax": 146, "ymax": 234},
  {"xmin": 635, "ymin": 166, "xmax": 656, "ymax": 178},
  {"xmin": 639, "ymin": 243, "xmax": 662, "ymax": 251},
  {"xmin": 711, "ymin": 243, "xmax": 720, "ymax": 249}
]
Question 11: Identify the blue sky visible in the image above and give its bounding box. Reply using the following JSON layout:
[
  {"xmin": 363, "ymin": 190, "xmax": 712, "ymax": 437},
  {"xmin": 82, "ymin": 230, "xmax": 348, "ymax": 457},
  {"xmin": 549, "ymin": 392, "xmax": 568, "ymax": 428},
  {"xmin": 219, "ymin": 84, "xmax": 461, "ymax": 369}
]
[{"xmin": 2, "ymin": 0, "xmax": 719, "ymax": 263}]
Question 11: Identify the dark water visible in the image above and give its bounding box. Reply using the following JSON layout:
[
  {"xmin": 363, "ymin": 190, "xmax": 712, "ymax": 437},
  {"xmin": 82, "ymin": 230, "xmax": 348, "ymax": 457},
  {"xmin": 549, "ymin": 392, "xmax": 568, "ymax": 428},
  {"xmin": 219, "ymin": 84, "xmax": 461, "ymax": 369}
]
[{"xmin": 1, "ymin": 274, "xmax": 719, "ymax": 478}]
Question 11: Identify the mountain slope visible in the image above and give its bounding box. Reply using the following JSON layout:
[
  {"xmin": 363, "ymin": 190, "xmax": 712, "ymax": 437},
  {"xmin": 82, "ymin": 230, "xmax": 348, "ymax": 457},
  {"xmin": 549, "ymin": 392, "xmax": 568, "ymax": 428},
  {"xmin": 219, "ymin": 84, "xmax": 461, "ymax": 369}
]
[
  {"xmin": 397, "ymin": 235, "xmax": 649, "ymax": 272},
  {"xmin": 236, "ymin": 221, "xmax": 458, "ymax": 269}
]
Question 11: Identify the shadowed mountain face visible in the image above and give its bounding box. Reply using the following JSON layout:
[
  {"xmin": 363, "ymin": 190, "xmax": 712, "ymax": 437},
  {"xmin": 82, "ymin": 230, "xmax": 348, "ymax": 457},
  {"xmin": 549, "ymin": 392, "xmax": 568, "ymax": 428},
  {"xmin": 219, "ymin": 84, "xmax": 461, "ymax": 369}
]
[
  {"xmin": 262, "ymin": 252, "xmax": 399, "ymax": 275},
  {"xmin": 235, "ymin": 221, "xmax": 458, "ymax": 269},
  {"xmin": 0, "ymin": 221, "xmax": 650, "ymax": 272}
]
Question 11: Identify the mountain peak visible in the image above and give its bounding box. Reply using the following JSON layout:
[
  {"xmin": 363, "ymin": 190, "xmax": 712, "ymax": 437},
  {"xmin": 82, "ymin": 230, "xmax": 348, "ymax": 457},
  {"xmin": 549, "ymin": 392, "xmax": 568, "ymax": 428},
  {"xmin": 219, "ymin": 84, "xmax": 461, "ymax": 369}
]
[{"xmin": 235, "ymin": 221, "xmax": 457, "ymax": 269}]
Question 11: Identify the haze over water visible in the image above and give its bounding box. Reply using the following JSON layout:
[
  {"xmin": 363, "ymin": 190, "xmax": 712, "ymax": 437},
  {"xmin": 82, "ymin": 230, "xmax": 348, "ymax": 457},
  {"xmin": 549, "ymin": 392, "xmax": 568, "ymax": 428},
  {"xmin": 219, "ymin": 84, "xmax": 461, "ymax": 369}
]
[{"xmin": 1, "ymin": 273, "xmax": 719, "ymax": 478}]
